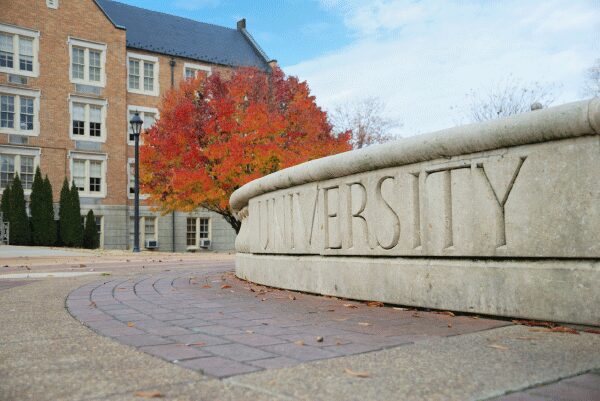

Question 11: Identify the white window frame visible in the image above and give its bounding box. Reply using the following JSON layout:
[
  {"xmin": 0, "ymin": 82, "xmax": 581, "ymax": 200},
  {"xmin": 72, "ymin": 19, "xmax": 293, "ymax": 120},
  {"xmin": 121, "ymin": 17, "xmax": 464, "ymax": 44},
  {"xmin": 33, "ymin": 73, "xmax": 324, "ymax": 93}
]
[
  {"xmin": 127, "ymin": 52, "xmax": 159, "ymax": 96},
  {"xmin": 69, "ymin": 95, "xmax": 108, "ymax": 142},
  {"xmin": 68, "ymin": 151, "xmax": 107, "ymax": 198},
  {"xmin": 129, "ymin": 215, "xmax": 159, "ymax": 248},
  {"xmin": 0, "ymin": 86, "xmax": 40, "ymax": 137},
  {"xmin": 183, "ymin": 63, "xmax": 212, "ymax": 80},
  {"xmin": 46, "ymin": 0, "xmax": 59, "ymax": 9},
  {"xmin": 0, "ymin": 23, "xmax": 40, "ymax": 77},
  {"xmin": 68, "ymin": 37, "xmax": 107, "ymax": 87},
  {"xmin": 0, "ymin": 145, "xmax": 40, "ymax": 195},
  {"xmin": 127, "ymin": 105, "xmax": 158, "ymax": 146},
  {"xmin": 186, "ymin": 216, "xmax": 211, "ymax": 250},
  {"xmin": 127, "ymin": 157, "xmax": 149, "ymax": 200}
]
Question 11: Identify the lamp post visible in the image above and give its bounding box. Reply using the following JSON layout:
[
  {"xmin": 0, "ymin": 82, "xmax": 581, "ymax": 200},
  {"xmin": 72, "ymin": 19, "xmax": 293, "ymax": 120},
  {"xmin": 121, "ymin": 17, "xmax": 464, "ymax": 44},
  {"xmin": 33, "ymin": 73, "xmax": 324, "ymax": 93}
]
[{"xmin": 129, "ymin": 112, "xmax": 143, "ymax": 253}]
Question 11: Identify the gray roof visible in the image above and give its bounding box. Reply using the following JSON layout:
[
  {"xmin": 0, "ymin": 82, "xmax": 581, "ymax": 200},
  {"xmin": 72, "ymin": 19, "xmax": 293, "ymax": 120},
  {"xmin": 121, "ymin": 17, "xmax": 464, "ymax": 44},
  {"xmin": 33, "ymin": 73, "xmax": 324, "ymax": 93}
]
[{"xmin": 94, "ymin": 0, "xmax": 270, "ymax": 69}]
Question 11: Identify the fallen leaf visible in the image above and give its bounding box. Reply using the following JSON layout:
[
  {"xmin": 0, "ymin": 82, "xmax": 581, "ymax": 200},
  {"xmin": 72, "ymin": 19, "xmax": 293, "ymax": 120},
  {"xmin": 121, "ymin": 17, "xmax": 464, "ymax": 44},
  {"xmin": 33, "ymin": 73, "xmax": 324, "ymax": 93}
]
[
  {"xmin": 245, "ymin": 330, "xmax": 254, "ymax": 334},
  {"xmin": 294, "ymin": 340, "xmax": 305, "ymax": 346},
  {"xmin": 79, "ymin": 264, "xmax": 86, "ymax": 268},
  {"xmin": 488, "ymin": 344, "xmax": 509, "ymax": 350},
  {"xmin": 412, "ymin": 312, "xmax": 421, "ymax": 318},
  {"xmin": 336, "ymin": 341, "xmax": 342, "ymax": 345},
  {"xmin": 221, "ymin": 285, "xmax": 232, "ymax": 289},
  {"xmin": 366, "ymin": 301, "xmax": 384, "ymax": 307},
  {"xmin": 512, "ymin": 319, "xmax": 554, "ymax": 328},
  {"xmin": 288, "ymin": 295, "xmax": 296, "ymax": 300},
  {"xmin": 470, "ymin": 316, "xmax": 480, "ymax": 319},
  {"xmin": 316, "ymin": 336, "xmax": 324, "ymax": 342},
  {"xmin": 89, "ymin": 301, "xmax": 97, "ymax": 308},
  {"xmin": 127, "ymin": 322, "xmax": 135, "ymax": 327},
  {"xmin": 435, "ymin": 311, "xmax": 455, "ymax": 317},
  {"xmin": 249, "ymin": 288, "xmax": 256, "ymax": 292},
  {"xmin": 393, "ymin": 307, "xmax": 409, "ymax": 311},
  {"xmin": 327, "ymin": 309, "xmax": 335, "ymax": 312},
  {"xmin": 584, "ymin": 329, "xmax": 600, "ymax": 335},
  {"xmin": 550, "ymin": 326, "xmax": 579, "ymax": 334},
  {"xmin": 261, "ymin": 298, "xmax": 267, "ymax": 301},
  {"xmin": 447, "ymin": 323, "xmax": 453, "ymax": 328},
  {"xmin": 343, "ymin": 304, "xmax": 358, "ymax": 309},
  {"xmin": 358, "ymin": 322, "xmax": 371, "ymax": 326},
  {"xmin": 186, "ymin": 342, "xmax": 206, "ymax": 347},
  {"xmin": 513, "ymin": 336, "xmax": 537, "ymax": 340},
  {"xmin": 528, "ymin": 326, "xmax": 579, "ymax": 334},
  {"xmin": 134, "ymin": 390, "xmax": 163, "ymax": 398},
  {"xmin": 344, "ymin": 368, "xmax": 370, "ymax": 378},
  {"xmin": 201, "ymin": 284, "xmax": 212, "ymax": 288}
]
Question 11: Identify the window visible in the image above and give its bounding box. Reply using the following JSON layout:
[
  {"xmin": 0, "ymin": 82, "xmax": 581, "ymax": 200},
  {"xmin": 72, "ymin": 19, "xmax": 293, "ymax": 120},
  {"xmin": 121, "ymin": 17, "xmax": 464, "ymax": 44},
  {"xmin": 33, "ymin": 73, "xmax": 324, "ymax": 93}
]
[
  {"xmin": 144, "ymin": 217, "xmax": 156, "ymax": 241},
  {"xmin": 127, "ymin": 158, "xmax": 149, "ymax": 200},
  {"xmin": 94, "ymin": 215, "xmax": 103, "ymax": 248},
  {"xmin": 0, "ymin": 23, "xmax": 39, "ymax": 77},
  {"xmin": 19, "ymin": 37, "xmax": 33, "ymax": 72},
  {"xmin": 127, "ymin": 53, "xmax": 159, "ymax": 96},
  {"xmin": 186, "ymin": 217, "xmax": 210, "ymax": 248},
  {"xmin": 46, "ymin": 0, "xmax": 59, "ymax": 9},
  {"xmin": 129, "ymin": 216, "xmax": 158, "ymax": 248},
  {"xmin": 0, "ymin": 146, "xmax": 40, "ymax": 192},
  {"xmin": 20, "ymin": 155, "xmax": 34, "ymax": 189},
  {"xmin": 183, "ymin": 63, "xmax": 211, "ymax": 80},
  {"xmin": 68, "ymin": 38, "xmax": 106, "ymax": 86},
  {"xmin": 127, "ymin": 106, "xmax": 158, "ymax": 144},
  {"xmin": 186, "ymin": 218, "xmax": 196, "ymax": 247},
  {"xmin": 69, "ymin": 153, "xmax": 106, "ymax": 197},
  {"xmin": 69, "ymin": 96, "xmax": 107, "ymax": 141},
  {"xmin": 0, "ymin": 86, "xmax": 40, "ymax": 136}
]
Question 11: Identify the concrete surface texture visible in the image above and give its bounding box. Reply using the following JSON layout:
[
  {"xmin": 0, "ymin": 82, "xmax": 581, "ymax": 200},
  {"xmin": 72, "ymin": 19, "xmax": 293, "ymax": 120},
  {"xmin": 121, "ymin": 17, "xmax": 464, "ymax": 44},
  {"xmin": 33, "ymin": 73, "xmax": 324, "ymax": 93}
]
[
  {"xmin": 0, "ymin": 257, "xmax": 599, "ymax": 401},
  {"xmin": 231, "ymin": 98, "xmax": 600, "ymax": 325}
]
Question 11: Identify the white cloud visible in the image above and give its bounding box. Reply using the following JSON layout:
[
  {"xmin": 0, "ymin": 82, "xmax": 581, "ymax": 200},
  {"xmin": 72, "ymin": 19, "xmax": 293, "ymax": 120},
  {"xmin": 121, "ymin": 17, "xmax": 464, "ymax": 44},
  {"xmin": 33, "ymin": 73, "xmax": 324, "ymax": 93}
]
[{"xmin": 294, "ymin": 0, "xmax": 599, "ymax": 136}]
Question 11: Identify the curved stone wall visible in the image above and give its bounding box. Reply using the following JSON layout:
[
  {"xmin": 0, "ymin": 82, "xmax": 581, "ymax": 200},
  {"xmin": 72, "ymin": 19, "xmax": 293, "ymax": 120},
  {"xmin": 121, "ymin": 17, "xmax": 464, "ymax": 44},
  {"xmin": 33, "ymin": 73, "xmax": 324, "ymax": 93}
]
[{"xmin": 232, "ymin": 99, "xmax": 600, "ymax": 325}]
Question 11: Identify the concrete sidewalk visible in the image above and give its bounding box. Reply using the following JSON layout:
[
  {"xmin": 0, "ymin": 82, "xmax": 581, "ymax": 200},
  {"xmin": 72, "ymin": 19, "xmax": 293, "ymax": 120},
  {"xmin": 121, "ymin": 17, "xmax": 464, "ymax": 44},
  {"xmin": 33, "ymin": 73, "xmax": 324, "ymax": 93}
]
[{"xmin": 1, "ymin": 258, "xmax": 599, "ymax": 401}]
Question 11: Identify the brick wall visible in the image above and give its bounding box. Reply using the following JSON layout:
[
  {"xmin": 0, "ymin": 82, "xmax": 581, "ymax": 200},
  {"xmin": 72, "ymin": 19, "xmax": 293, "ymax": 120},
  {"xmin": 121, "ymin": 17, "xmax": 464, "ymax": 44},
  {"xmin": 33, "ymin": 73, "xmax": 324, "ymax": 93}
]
[{"xmin": 0, "ymin": 0, "xmax": 128, "ymax": 205}]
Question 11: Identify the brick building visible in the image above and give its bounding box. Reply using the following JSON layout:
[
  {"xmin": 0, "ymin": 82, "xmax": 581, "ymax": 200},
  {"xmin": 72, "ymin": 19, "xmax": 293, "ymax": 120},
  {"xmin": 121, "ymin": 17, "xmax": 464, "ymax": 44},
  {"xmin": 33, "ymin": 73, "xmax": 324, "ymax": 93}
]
[{"xmin": 0, "ymin": 0, "xmax": 273, "ymax": 251}]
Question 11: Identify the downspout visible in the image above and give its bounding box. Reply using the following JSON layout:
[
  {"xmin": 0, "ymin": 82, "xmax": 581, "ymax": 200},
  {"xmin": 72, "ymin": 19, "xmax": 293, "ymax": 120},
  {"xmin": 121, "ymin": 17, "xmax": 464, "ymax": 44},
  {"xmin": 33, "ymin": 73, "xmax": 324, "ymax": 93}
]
[{"xmin": 169, "ymin": 58, "xmax": 176, "ymax": 252}]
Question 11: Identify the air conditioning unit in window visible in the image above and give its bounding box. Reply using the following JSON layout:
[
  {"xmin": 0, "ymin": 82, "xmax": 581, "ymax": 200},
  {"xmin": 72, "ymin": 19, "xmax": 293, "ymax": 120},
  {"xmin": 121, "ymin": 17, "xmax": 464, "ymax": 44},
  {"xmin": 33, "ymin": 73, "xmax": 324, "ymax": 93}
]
[
  {"xmin": 199, "ymin": 239, "xmax": 211, "ymax": 249},
  {"xmin": 145, "ymin": 240, "xmax": 158, "ymax": 249}
]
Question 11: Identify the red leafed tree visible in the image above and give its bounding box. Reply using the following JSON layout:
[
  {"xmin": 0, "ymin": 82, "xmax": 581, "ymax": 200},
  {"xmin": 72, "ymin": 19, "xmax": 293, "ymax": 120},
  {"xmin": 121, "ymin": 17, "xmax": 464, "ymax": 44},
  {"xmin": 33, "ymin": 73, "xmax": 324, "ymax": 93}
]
[{"xmin": 140, "ymin": 67, "xmax": 351, "ymax": 233}]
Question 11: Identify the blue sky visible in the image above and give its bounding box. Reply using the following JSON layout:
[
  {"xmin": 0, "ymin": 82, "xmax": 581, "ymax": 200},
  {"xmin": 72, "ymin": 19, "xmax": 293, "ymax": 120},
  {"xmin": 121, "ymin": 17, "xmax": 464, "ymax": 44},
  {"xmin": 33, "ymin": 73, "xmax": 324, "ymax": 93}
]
[{"xmin": 116, "ymin": 0, "xmax": 599, "ymax": 136}]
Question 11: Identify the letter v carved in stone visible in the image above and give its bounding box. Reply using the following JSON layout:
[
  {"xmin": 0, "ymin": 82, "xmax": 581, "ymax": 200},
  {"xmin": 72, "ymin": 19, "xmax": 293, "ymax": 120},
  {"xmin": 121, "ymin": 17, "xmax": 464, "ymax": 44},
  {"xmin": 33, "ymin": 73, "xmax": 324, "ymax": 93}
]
[{"xmin": 479, "ymin": 156, "xmax": 526, "ymax": 248}]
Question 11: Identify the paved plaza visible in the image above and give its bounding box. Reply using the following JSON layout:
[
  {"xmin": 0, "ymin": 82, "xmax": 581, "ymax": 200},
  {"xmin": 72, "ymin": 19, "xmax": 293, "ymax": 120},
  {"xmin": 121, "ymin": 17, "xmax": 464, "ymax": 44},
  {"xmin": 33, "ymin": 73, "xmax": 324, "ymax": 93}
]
[{"xmin": 1, "ymin": 252, "xmax": 599, "ymax": 400}]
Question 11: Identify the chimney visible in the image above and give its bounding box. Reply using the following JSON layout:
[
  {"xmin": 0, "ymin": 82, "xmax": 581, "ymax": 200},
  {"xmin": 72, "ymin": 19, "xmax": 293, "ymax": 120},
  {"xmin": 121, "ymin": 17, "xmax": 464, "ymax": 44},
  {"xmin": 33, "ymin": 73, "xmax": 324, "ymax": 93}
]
[{"xmin": 237, "ymin": 18, "xmax": 246, "ymax": 30}]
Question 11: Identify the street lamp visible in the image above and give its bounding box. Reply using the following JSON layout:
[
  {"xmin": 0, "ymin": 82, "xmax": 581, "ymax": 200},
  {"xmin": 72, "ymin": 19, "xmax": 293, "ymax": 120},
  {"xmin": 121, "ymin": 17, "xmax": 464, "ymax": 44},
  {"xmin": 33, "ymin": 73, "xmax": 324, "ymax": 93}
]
[{"xmin": 129, "ymin": 111, "xmax": 143, "ymax": 253}]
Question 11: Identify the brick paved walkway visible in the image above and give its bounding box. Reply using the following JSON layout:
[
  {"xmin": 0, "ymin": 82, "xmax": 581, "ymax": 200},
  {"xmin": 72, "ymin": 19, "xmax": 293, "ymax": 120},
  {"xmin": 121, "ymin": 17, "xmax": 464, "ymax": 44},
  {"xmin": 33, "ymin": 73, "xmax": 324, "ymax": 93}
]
[{"xmin": 67, "ymin": 265, "xmax": 509, "ymax": 378}]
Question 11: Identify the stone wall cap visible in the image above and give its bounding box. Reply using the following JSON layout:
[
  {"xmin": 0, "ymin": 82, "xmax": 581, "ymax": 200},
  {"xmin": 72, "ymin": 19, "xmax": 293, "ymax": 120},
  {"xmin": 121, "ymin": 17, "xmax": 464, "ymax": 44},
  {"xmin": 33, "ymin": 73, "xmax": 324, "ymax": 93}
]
[{"xmin": 230, "ymin": 97, "xmax": 600, "ymax": 213}]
